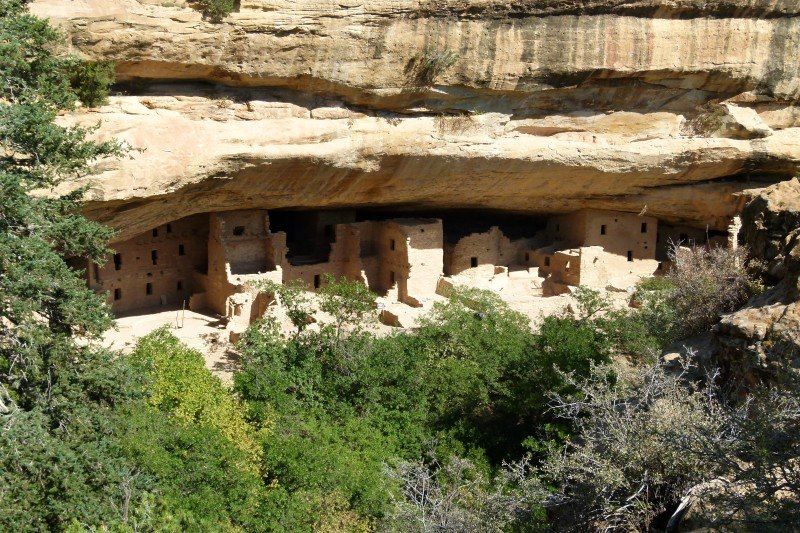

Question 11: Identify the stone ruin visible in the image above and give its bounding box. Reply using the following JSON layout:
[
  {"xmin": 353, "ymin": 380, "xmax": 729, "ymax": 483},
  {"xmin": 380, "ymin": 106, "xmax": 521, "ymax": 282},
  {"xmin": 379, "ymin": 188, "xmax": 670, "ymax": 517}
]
[{"xmin": 84, "ymin": 208, "xmax": 737, "ymax": 334}]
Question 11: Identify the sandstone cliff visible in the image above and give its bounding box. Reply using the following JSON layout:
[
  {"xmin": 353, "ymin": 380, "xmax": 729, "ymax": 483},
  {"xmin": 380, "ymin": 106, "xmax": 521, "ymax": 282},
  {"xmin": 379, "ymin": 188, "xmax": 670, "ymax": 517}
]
[
  {"xmin": 716, "ymin": 178, "xmax": 800, "ymax": 384},
  {"xmin": 30, "ymin": 0, "xmax": 800, "ymax": 239}
]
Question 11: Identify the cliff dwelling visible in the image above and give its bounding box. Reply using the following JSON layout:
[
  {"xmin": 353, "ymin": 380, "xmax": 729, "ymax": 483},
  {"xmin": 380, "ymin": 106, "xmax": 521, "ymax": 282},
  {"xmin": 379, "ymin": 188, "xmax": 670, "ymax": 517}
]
[{"xmin": 86, "ymin": 207, "xmax": 740, "ymax": 338}]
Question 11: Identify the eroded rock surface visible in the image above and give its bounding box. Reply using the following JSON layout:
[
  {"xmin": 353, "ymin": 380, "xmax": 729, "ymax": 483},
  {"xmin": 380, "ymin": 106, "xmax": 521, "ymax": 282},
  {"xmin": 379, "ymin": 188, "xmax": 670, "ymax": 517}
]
[
  {"xmin": 29, "ymin": 0, "xmax": 800, "ymax": 238},
  {"xmin": 716, "ymin": 179, "xmax": 800, "ymax": 384}
]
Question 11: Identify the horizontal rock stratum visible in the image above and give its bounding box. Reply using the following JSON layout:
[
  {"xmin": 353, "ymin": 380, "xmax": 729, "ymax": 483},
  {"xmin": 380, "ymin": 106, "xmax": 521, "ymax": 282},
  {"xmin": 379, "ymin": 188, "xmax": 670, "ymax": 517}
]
[{"xmin": 32, "ymin": 0, "xmax": 800, "ymax": 240}]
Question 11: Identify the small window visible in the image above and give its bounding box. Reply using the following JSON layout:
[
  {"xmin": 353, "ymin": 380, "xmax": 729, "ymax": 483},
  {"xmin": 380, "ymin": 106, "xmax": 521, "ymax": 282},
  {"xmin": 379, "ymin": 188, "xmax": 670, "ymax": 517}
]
[
  {"xmin": 114, "ymin": 288, "xmax": 122, "ymax": 301},
  {"xmin": 389, "ymin": 271, "xmax": 395, "ymax": 285},
  {"xmin": 313, "ymin": 274, "xmax": 321, "ymax": 289},
  {"xmin": 146, "ymin": 283, "xmax": 153, "ymax": 295},
  {"xmin": 113, "ymin": 253, "xmax": 122, "ymax": 271},
  {"xmin": 470, "ymin": 257, "xmax": 478, "ymax": 268},
  {"xmin": 390, "ymin": 239, "xmax": 396, "ymax": 251},
  {"xmin": 233, "ymin": 226, "xmax": 245, "ymax": 236},
  {"xmin": 178, "ymin": 244, "xmax": 185, "ymax": 256},
  {"xmin": 93, "ymin": 264, "xmax": 100, "ymax": 282},
  {"xmin": 641, "ymin": 222, "xmax": 647, "ymax": 233},
  {"xmin": 152, "ymin": 228, "xmax": 158, "ymax": 238},
  {"xmin": 544, "ymin": 256, "xmax": 550, "ymax": 267},
  {"xmin": 600, "ymin": 224, "xmax": 606, "ymax": 235},
  {"xmin": 176, "ymin": 280, "xmax": 183, "ymax": 291},
  {"xmin": 627, "ymin": 250, "xmax": 633, "ymax": 262},
  {"xmin": 151, "ymin": 250, "xmax": 158, "ymax": 265},
  {"xmin": 166, "ymin": 223, "xmax": 172, "ymax": 233}
]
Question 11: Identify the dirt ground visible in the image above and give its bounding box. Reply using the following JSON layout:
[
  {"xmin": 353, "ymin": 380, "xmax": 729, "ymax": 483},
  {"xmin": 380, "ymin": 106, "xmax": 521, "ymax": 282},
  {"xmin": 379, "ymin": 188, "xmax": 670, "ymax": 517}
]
[{"xmin": 102, "ymin": 307, "xmax": 240, "ymax": 383}]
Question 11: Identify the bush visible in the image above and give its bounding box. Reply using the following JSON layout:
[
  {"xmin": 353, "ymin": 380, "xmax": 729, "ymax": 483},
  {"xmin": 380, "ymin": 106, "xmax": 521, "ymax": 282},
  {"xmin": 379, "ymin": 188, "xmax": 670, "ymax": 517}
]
[
  {"xmin": 386, "ymin": 455, "xmax": 548, "ymax": 532},
  {"xmin": 68, "ymin": 60, "xmax": 115, "ymax": 107},
  {"xmin": 192, "ymin": 0, "xmax": 236, "ymax": 22},
  {"xmin": 130, "ymin": 328, "xmax": 263, "ymax": 465},
  {"xmin": 234, "ymin": 286, "xmax": 612, "ymax": 527},
  {"xmin": 665, "ymin": 246, "xmax": 761, "ymax": 338},
  {"xmin": 541, "ymin": 361, "xmax": 800, "ymax": 531},
  {"xmin": 124, "ymin": 329, "xmax": 271, "ymax": 530}
]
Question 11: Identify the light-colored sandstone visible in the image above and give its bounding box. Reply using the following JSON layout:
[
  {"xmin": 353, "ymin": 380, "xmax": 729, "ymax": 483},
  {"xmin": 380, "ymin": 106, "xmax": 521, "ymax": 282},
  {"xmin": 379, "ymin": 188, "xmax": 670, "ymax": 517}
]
[{"xmin": 25, "ymin": 0, "xmax": 800, "ymax": 237}]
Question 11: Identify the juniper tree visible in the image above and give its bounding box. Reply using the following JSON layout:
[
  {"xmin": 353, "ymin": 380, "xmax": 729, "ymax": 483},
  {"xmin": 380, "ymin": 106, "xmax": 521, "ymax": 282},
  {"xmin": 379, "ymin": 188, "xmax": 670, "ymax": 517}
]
[{"xmin": 0, "ymin": 1, "xmax": 144, "ymax": 528}]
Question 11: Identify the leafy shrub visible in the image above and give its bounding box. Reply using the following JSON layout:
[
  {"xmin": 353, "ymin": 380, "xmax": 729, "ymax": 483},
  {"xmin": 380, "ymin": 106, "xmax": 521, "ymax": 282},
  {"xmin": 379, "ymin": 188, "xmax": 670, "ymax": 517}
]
[
  {"xmin": 68, "ymin": 59, "xmax": 115, "ymax": 107},
  {"xmin": 256, "ymin": 279, "xmax": 314, "ymax": 335},
  {"xmin": 192, "ymin": 0, "xmax": 236, "ymax": 22},
  {"xmin": 118, "ymin": 406, "xmax": 269, "ymax": 531},
  {"xmin": 318, "ymin": 274, "xmax": 376, "ymax": 335},
  {"xmin": 130, "ymin": 327, "xmax": 263, "ymax": 465},
  {"xmin": 234, "ymin": 285, "xmax": 612, "ymax": 527}
]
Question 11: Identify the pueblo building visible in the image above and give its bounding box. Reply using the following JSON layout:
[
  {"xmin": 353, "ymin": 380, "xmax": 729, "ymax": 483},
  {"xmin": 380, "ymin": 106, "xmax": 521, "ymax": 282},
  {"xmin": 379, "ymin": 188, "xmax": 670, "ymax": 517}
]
[{"xmin": 85, "ymin": 208, "xmax": 735, "ymax": 328}]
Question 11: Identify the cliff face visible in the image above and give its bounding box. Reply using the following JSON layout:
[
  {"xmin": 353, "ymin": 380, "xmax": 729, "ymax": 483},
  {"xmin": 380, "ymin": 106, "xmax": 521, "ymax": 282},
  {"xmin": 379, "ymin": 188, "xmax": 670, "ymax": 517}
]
[
  {"xmin": 31, "ymin": 0, "xmax": 800, "ymax": 239},
  {"xmin": 716, "ymin": 178, "xmax": 800, "ymax": 384}
]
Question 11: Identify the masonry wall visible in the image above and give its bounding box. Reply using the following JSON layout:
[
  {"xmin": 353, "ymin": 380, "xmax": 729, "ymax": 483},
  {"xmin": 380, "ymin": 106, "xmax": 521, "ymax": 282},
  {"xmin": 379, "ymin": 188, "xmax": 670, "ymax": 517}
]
[
  {"xmin": 90, "ymin": 214, "xmax": 208, "ymax": 314},
  {"xmin": 580, "ymin": 210, "xmax": 657, "ymax": 261},
  {"xmin": 655, "ymin": 224, "xmax": 710, "ymax": 260},
  {"xmin": 204, "ymin": 210, "xmax": 275, "ymax": 316},
  {"xmin": 394, "ymin": 219, "xmax": 443, "ymax": 306},
  {"xmin": 445, "ymin": 226, "xmax": 532, "ymax": 276},
  {"xmin": 279, "ymin": 224, "xmax": 362, "ymax": 289},
  {"xmin": 547, "ymin": 211, "xmax": 587, "ymax": 247}
]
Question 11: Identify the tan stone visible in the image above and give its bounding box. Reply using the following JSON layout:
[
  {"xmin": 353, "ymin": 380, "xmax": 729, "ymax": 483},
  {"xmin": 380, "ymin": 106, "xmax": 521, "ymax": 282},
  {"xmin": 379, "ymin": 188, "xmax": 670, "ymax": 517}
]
[{"xmin": 25, "ymin": 0, "xmax": 800, "ymax": 238}]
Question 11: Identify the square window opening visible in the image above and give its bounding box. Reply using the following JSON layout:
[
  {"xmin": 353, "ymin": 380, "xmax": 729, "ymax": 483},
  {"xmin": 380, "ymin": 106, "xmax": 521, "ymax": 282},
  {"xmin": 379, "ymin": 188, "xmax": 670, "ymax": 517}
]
[
  {"xmin": 600, "ymin": 224, "xmax": 606, "ymax": 235},
  {"xmin": 233, "ymin": 226, "xmax": 245, "ymax": 236},
  {"xmin": 627, "ymin": 250, "xmax": 633, "ymax": 262},
  {"xmin": 178, "ymin": 244, "xmax": 185, "ymax": 256},
  {"xmin": 641, "ymin": 222, "xmax": 648, "ymax": 233},
  {"xmin": 146, "ymin": 283, "xmax": 153, "ymax": 295},
  {"xmin": 114, "ymin": 288, "xmax": 122, "ymax": 301},
  {"xmin": 113, "ymin": 253, "xmax": 122, "ymax": 271},
  {"xmin": 470, "ymin": 257, "xmax": 478, "ymax": 268},
  {"xmin": 151, "ymin": 250, "xmax": 158, "ymax": 265}
]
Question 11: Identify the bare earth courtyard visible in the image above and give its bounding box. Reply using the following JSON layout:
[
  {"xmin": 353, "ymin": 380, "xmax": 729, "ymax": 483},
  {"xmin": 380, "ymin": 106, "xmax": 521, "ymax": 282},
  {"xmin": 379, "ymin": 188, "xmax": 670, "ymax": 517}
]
[{"xmin": 103, "ymin": 307, "xmax": 240, "ymax": 382}]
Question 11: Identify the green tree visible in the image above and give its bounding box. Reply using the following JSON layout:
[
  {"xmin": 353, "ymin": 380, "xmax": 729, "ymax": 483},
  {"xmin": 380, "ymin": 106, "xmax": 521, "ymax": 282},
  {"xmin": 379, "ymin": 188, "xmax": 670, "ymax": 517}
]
[{"xmin": 0, "ymin": 2, "xmax": 139, "ymax": 529}]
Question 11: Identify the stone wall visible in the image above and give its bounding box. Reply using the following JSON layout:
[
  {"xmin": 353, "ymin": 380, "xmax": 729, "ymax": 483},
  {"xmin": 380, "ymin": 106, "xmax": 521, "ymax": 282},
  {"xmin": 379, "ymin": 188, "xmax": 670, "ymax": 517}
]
[
  {"xmin": 89, "ymin": 214, "xmax": 208, "ymax": 314},
  {"xmin": 445, "ymin": 225, "xmax": 534, "ymax": 276},
  {"xmin": 394, "ymin": 219, "xmax": 444, "ymax": 307}
]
